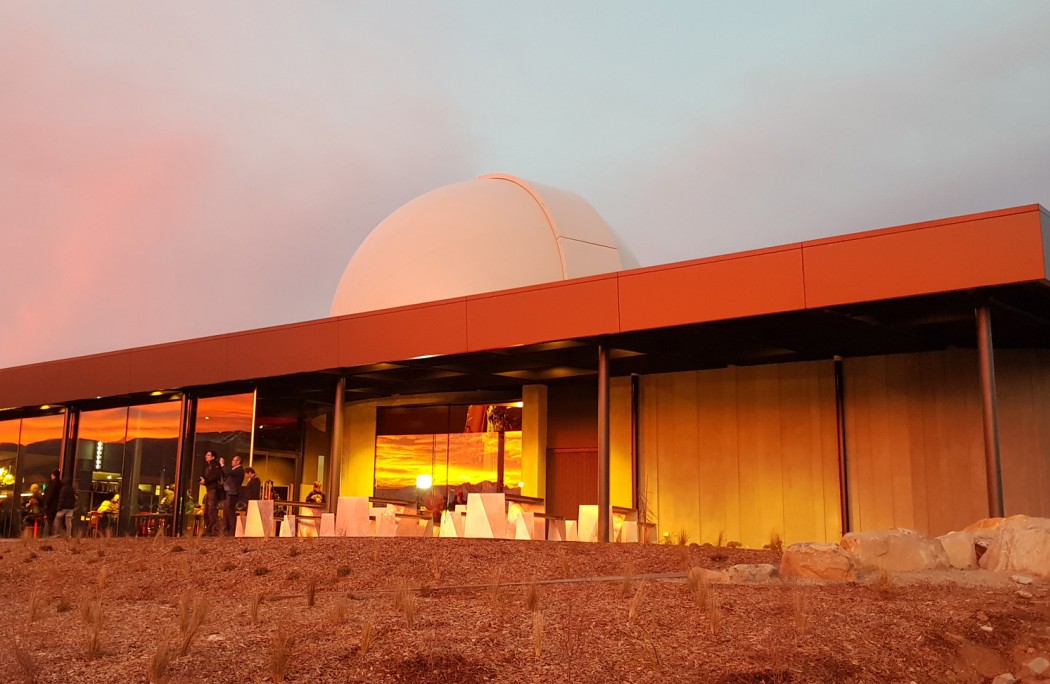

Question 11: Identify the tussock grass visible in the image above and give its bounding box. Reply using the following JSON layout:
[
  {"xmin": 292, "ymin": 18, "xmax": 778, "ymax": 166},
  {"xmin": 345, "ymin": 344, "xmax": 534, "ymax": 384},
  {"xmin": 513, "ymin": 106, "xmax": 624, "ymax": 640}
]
[
  {"xmin": 767, "ymin": 530, "xmax": 783, "ymax": 552},
  {"xmin": 359, "ymin": 620, "xmax": 375, "ymax": 654},
  {"xmin": 392, "ymin": 578, "xmax": 411, "ymax": 612},
  {"xmin": 27, "ymin": 589, "xmax": 41, "ymax": 622},
  {"xmin": 147, "ymin": 639, "xmax": 174, "ymax": 684},
  {"xmin": 628, "ymin": 583, "xmax": 646, "ymax": 622},
  {"xmin": 84, "ymin": 598, "xmax": 103, "ymax": 660},
  {"xmin": 97, "ymin": 566, "xmax": 108, "ymax": 591},
  {"xmin": 676, "ymin": 528, "xmax": 691, "ymax": 546},
  {"xmin": 792, "ymin": 590, "xmax": 812, "ymax": 635},
  {"xmin": 523, "ymin": 578, "xmax": 540, "ymax": 612},
  {"xmin": 686, "ymin": 567, "xmax": 710, "ymax": 607},
  {"xmin": 428, "ymin": 557, "xmax": 442, "ymax": 581},
  {"xmin": 329, "ymin": 597, "xmax": 347, "ymax": 625},
  {"xmin": 620, "ymin": 562, "xmax": 636, "ymax": 599},
  {"xmin": 269, "ymin": 632, "xmax": 291, "ymax": 683},
  {"xmin": 250, "ymin": 593, "xmax": 264, "ymax": 625},
  {"xmin": 705, "ymin": 593, "xmax": 722, "ymax": 636},
  {"xmin": 401, "ymin": 591, "xmax": 417, "ymax": 628},
  {"xmin": 306, "ymin": 579, "xmax": 316, "ymax": 608},
  {"xmin": 532, "ymin": 611, "xmax": 544, "ymax": 657},
  {"xmin": 177, "ymin": 590, "xmax": 209, "ymax": 656},
  {"xmin": 13, "ymin": 638, "xmax": 36, "ymax": 684}
]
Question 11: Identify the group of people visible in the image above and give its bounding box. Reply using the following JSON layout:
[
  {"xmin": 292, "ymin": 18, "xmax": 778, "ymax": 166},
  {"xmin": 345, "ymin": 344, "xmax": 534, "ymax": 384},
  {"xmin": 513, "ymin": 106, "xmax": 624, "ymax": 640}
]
[
  {"xmin": 23, "ymin": 470, "xmax": 77, "ymax": 537},
  {"xmin": 198, "ymin": 451, "xmax": 262, "ymax": 536}
]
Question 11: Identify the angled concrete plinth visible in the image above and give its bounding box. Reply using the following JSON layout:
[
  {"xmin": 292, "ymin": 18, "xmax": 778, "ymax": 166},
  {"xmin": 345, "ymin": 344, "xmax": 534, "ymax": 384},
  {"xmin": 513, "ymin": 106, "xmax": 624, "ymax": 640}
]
[
  {"xmin": 235, "ymin": 515, "xmax": 246, "ymax": 538},
  {"xmin": 548, "ymin": 519, "xmax": 566, "ymax": 542},
  {"xmin": 566, "ymin": 520, "xmax": 578, "ymax": 542},
  {"xmin": 375, "ymin": 508, "xmax": 397, "ymax": 537},
  {"xmin": 440, "ymin": 510, "xmax": 460, "ymax": 538},
  {"xmin": 465, "ymin": 493, "xmax": 506, "ymax": 539},
  {"xmin": 619, "ymin": 520, "xmax": 639, "ymax": 543},
  {"xmin": 279, "ymin": 514, "xmax": 296, "ymax": 537},
  {"xmin": 319, "ymin": 513, "xmax": 336, "ymax": 537},
  {"xmin": 336, "ymin": 496, "xmax": 370, "ymax": 536},
  {"xmin": 244, "ymin": 500, "xmax": 274, "ymax": 538}
]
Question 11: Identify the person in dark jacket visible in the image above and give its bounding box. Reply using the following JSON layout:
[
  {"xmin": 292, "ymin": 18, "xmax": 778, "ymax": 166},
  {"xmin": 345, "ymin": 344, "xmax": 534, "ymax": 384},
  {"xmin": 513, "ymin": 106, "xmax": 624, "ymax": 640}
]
[
  {"xmin": 198, "ymin": 452, "xmax": 222, "ymax": 536},
  {"xmin": 240, "ymin": 467, "xmax": 262, "ymax": 510},
  {"xmin": 41, "ymin": 470, "xmax": 62, "ymax": 537},
  {"xmin": 53, "ymin": 476, "xmax": 77, "ymax": 536},
  {"xmin": 220, "ymin": 455, "xmax": 244, "ymax": 536}
]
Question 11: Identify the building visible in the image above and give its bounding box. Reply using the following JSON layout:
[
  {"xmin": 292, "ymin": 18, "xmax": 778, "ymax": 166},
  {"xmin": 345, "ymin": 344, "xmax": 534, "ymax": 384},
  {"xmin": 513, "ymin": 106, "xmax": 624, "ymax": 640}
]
[{"xmin": 1, "ymin": 176, "xmax": 1048, "ymax": 544}]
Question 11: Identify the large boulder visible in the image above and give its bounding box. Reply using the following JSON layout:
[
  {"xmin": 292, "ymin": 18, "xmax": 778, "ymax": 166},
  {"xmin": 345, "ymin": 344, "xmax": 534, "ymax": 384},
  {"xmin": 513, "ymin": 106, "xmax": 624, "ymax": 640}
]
[
  {"xmin": 938, "ymin": 530, "xmax": 978, "ymax": 570},
  {"xmin": 979, "ymin": 517, "xmax": 1050, "ymax": 577},
  {"xmin": 780, "ymin": 543, "xmax": 857, "ymax": 581},
  {"xmin": 840, "ymin": 528, "xmax": 950, "ymax": 572},
  {"xmin": 727, "ymin": 563, "xmax": 778, "ymax": 584}
]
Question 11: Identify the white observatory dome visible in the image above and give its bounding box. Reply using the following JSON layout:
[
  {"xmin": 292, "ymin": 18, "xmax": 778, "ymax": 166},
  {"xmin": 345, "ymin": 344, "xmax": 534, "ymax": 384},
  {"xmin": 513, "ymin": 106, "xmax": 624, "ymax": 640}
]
[{"xmin": 330, "ymin": 174, "xmax": 624, "ymax": 316}]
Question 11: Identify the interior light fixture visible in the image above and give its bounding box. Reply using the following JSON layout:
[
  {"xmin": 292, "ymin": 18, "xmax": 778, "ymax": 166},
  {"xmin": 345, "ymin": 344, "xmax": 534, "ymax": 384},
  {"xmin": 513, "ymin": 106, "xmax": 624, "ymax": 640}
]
[{"xmin": 150, "ymin": 391, "xmax": 165, "ymax": 397}]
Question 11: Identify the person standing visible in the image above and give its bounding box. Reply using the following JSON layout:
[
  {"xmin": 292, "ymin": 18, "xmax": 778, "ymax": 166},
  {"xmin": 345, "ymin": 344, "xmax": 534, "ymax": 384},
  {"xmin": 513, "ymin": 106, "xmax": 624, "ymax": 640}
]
[
  {"xmin": 304, "ymin": 481, "xmax": 326, "ymax": 506},
  {"xmin": 199, "ymin": 451, "xmax": 222, "ymax": 536},
  {"xmin": 220, "ymin": 455, "xmax": 244, "ymax": 536},
  {"xmin": 240, "ymin": 466, "xmax": 262, "ymax": 510},
  {"xmin": 53, "ymin": 476, "xmax": 76, "ymax": 536},
  {"xmin": 41, "ymin": 470, "xmax": 62, "ymax": 537}
]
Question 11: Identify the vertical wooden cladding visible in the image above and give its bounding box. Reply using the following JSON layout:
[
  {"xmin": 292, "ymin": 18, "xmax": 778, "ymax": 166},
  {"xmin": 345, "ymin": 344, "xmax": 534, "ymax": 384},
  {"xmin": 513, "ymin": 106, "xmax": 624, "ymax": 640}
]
[
  {"xmin": 465, "ymin": 276, "xmax": 618, "ymax": 351},
  {"xmin": 638, "ymin": 360, "xmax": 840, "ymax": 547},
  {"xmin": 804, "ymin": 207, "xmax": 1046, "ymax": 308},
  {"xmin": 997, "ymin": 350, "xmax": 1050, "ymax": 518},
  {"xmin": 842, "ymin": 350, "xmax": 987, "ymax": 536},
  {"xmin": 618, "ymin": 246, "xmax": 806, "ymax": 332},
  {"xmin": 545, "ymin": 448, "xmax": 599, "ymax": 519}
]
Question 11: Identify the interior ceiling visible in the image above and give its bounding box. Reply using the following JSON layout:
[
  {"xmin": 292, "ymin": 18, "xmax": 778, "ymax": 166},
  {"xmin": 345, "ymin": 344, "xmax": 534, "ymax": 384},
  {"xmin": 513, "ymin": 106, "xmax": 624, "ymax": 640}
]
[{"xmin": 339, "ymin": 283, "xmax": 1050, "ymax": 399}]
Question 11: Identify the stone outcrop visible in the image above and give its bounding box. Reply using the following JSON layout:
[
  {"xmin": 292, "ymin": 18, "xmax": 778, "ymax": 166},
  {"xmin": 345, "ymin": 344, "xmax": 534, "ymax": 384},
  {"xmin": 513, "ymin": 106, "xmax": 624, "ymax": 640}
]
[
  {"xmin": 780, "ymin": 542, "xmax": 857, "ymax": 581},
  {"xmin": 727, "ymin": 563, "xmax": 778, "ymax": 584},
  {"xmin": 840, "ymin": 528, "xmax": 950, "ymax": 572},
  {"xmin": 979, "ymin": 516, "xmax": 1050, "ymax": 578},
  {"xmin": 938, "ymin": 530, "xmax": 978, "ymax": 570}
]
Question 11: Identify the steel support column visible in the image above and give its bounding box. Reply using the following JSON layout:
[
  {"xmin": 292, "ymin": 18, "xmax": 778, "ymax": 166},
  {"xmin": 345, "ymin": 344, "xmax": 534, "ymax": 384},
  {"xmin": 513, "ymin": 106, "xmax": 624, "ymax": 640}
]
[
  {"xmin": 597, "ymin": 343, "xmax": 611, "ymax": 542},
  {"xmin": 328, "ymin": 376, "xmax": 346, "ymax": 507},
  {"xmin": 976, "ymin": 304, "xmax": 1004, "ymax": 518}
]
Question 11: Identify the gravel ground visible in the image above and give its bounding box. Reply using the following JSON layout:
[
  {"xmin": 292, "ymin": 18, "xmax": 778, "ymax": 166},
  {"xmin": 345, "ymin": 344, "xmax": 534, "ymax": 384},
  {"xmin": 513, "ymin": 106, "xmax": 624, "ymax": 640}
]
[{"xmin": 1, "ymin": 534, "xmax": 1049, "ymax": 683}]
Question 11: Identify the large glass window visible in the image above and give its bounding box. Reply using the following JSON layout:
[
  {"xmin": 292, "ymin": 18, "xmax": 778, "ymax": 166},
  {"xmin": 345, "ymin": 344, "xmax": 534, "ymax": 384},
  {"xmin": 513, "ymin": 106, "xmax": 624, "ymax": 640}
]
[
  {"xmin": 74, "ymin": 401, "xmax": 181, "ymax": 536},
  {"xmin": 14, "ymin": 413, "xmax": 66, "ymax": 537},
  {"xmin": 184, "ymin": 392, "xmax": 255, "ymax": 534},
  {"xmin": 374, "ymin": 403, "xmax": 523, "ymax": 511},
  {"xmin": 0, "ymin": 419, "xmax": 20, "ymax": 537}
]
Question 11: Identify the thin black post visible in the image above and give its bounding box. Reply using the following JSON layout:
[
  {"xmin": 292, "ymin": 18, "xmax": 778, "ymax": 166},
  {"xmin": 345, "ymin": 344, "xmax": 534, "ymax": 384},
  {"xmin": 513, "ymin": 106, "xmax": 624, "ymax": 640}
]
[
  {"xmin": 329, "ymin": 376, "xmax": 345, "ymax": 506},
  {"xmin": 597, "ymin": 342, "xmax": 611, "ymax": 542},
  {"xmin": 976, "ymin": 304, "xmax": 1004, "ymax": 518},
  {"xmin": 833, "ymin": 358, "xmax": 851, "ymax": 534}
]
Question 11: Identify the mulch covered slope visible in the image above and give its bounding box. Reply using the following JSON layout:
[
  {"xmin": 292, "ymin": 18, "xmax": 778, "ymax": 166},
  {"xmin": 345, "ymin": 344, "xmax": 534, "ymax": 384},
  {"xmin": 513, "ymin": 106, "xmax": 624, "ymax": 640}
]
[{"xmin": 1, "ymin": 535, "xmax": 1048, "ymax": 683}]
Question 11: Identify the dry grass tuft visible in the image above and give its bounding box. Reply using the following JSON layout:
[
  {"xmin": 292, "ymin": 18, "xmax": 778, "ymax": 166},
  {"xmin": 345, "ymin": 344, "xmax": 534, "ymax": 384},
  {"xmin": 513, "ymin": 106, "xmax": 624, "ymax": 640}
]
[
  {"xmin": 676, "ymin": 528, "xmax": 691, "ymax": 546},
  {"xmin": 306, "ymin": 579, "xmax": 316, "ymax": 608},
  {"xmin": 329, "ymin": 597, "xmax": 348, "ymax": 625},
  {"xmin": 249, "ymin": 592, "xmax": 264, "ymax": 625},
  {"xmin": 401, "ymin": 591, "xmax": 418, "ymax": 629},
  {"xmin": 84, "ymin": 597, "xmax": 103, "ymax": 660},
  {"xmin": 178, "ymin": 592, "xmax": 209, "ymax": 656},
  {"xmin": 767, "ymin": 530, "xmax": 784, "ymax": 552},
  {"xmin": 705, "ymin": 593, "xmax": 722, "ymax": 636},
  {"xmin": 620, "ymin": 562, "xmax": 636, "ymax": 598},
  {"xmin": 13, "ymin": 637, "xmax": 36, "ymax": 684},
  {"xmin": 97, "ymin": 566, "xmax": 108, "ymax": 592},
  {"xmin": 147, "ymin": 639, "xmax": 174, "ymax": 684},
  {"xmin": 392, "ymin": 578, "xmax": 411, "ymax": 612},
  {"xmin": 873, "ymin": 565, "xmax": 894, "ymax": 597},
  {"xmin": 532, "ymin": 610, "xmax": 544, "ymax": 657},
  {"xmin": 428, "ymin": 557, "xmax": 442, "ymax": 581},
  {"xmin": 359, "ymin": 620, "xmax": 375, "ymax": 654},
  {"xmin": 269, "ymin": 631, "xmax": 291, "ymax": 683},
  {"xmin": 523, "ymin": 578, "xmax": 540, "ymax": 612},
  {"xmin": 557, "ymin": 549, "xmax": 570, "ymax": 578},
  {"xmin": 716, "ymin": 530, "xmax": 725, "ymax": 548},
  {"xmin": 628, "ymin": 583, "xmax": 646, "ymax": 622},
  {"xmin": 791, "ymin": 590, "xmax": 812, "ymax": 635},
  {"xmin": 27, "ymin": 589, "xmax": 41, "ymax": 622},
  {"xmin": 686, "ymin": 567, "xmax": 710, "ymax": 607}
]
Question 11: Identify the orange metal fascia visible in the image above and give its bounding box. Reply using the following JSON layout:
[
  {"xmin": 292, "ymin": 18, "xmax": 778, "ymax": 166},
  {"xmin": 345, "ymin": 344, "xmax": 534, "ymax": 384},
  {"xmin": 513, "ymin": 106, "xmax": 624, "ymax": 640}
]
[
  {"xmin": 465, "ymin": 273, "xmax": 619, "ymax": 352},
  {"xmin": 336, "ymin": 299, "xmax": 469, "ymax": 368},
  {"xmin": 802, "ymin": 205, "xmax": 1046, "ymax": 308},
  {"xmin": 617, "ymin": 244, "xmax": 807, "ymax": 332}
]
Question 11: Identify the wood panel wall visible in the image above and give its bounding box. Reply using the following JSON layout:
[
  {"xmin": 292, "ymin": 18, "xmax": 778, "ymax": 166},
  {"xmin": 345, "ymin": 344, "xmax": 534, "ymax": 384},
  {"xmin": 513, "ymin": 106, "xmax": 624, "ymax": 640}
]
[
  {"xmin": 997, "ymin": 349, "xmax": 1050, "ymax": 518},
  {"xmin": 842, "ymin": 350, "xmax": 987, "ymax": 536},
  {"xmin": 638, "ymin": 361, "xmax": 840, "ymax": 547}
]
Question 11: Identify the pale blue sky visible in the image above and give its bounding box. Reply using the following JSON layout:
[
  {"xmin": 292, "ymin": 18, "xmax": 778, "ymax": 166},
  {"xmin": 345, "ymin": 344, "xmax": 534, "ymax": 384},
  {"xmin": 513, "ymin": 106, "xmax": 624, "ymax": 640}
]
[{"xmin": 1, "ymin": 2, "xmax": 1048, "ymax": 368}]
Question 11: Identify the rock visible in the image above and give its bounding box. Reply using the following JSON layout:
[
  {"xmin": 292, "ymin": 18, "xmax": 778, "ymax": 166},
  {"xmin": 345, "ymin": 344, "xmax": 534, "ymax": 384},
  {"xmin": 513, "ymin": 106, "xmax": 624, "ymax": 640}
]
[
  {"xmin": 938, "ymin": 530, "xmax": 977, "ymax": 569},
  {"xmin": 1026, "ymin": 657, "xmax": 1050, "ymax": 676},
  {"xmin": 980, "ymin": 624, "xmax": 994, "ymax": 632},
  {"xmin": 840, "ymin": 528, "xmax": 950, "ymax": 572},
  {"xmin": 1010, "ymin": 574, "xmax": 1033, "ymax": 585},
  {"xmin": 981, "ymin": 524, "xmax": 1050, "ymax": 578},
  {"xmin": 727, "ymin": 563, "xmax": 778, "ymax": 584},
  {"xmin": 1017, "ymin": 590, "xmax": 1034, "ymax": 600},
  {"xmin": 780, "ymin": 542, "xmax": 857, "ymax": 581},
  {"xmin": 692, "ymin": 568, "xmax": 729, "ymax": 584},
  {"xmin": 964, "ymin": 517, "xmax": 1006, "ymax": 532},
  {"xmin": 991, "ymin": 674, "xmax": 1017, "ymax": 684}
]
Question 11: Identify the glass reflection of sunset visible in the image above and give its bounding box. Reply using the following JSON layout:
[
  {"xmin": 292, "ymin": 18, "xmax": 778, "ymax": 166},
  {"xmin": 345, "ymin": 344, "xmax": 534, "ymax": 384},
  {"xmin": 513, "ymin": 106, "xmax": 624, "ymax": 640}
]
[{"xmin": 375, "ymin": 431, "xmax": 522, "ymax": 493}]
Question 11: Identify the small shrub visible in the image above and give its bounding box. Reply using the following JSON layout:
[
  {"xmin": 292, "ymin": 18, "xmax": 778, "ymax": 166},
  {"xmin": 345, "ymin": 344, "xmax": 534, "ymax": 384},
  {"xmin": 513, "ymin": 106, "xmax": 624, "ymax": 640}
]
[
  {"xmin": 38, "ymin": 544, "xmax": 53, "ymax": 552},
  {"xmin": 336, "ymin": 565, "xmax": 351, "ymax": 578},
  {"xmin": 221, "ymin": 561, "xmax": 236, "ymax": 572},
  {"xmin": 26, "ymin": 551, "xmax": 38, "ymax": 561},
  {"xmin": 170, "ymin": 545, "xmax": 184, "ymax": 553},
  {"xmin": 286, "ymin": 570, "xmax": 300, "ymax": 581},
  {"xmin": 255, "ymin": 567, "xmax": 271, "ymax": 576},
  {"xmin": 726, "ymin": 540, "xmax": 742, "ymax": 549},
  {"xmin": 197, "ymin": 546, "xmax": 209, "ymax": 555},
  {"xmin": 766, "ymin": 531, "xmax": 783, "ymax": 553},
  {"xmin": 288, "ymin": 546, "xmax": 300, "ymax": 558},
  {"xmin": 56, "ymin": 599, "xmax": 72, "ymax": 613},
  {"xmin": 96, "ymin": 548, "xmax": 105, "ymax": 558}
]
